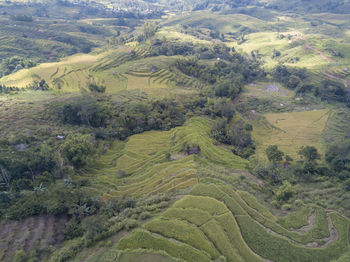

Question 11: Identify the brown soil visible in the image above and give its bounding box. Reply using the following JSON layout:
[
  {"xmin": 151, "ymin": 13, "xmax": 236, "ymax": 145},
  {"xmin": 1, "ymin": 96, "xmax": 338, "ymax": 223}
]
[
  {"xmin": 291, "ymin": 210, "xmax": 316, "ymax": 233},
  {"xmin": 0, "ymin": 215, "xmax": 67, "ymax": 261}
]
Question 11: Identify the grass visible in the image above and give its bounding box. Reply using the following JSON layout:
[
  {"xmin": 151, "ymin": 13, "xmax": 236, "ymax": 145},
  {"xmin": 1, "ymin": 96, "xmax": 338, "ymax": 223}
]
[
  {"xmin": 221, "ymin": 186, "xmax": 331, "ymax": 244},
  {"xmin": 323, "ymin": 108, "xmax": 350, "ymax": 146},
  {"xmin": 237, "ymin": 190, "xmax": 277, "ymax": 222},
  {"xmin": 117, "ymin": 229, "xmax": 212, "ymax": 262},
  {"xmin": 0, "ymin": 52, "xmax": 102, "ymax": 90},
  {"xmin": 2, "ymin": 8, "xmax": 350, "ymax": 262},
  {"xmin": 278, "ymin": 205, "xmax": 313, "ymax": 230},
  {"xmin": 144, "ymin": 217, "xmax": 220, "ymax": 259},
  {"xmin": 161, "ymin": 207, "xmax": 212, "ymax": 226},
  {"xmin": 236, "ymin": 212, "xmax": 349, "ymax": 262},
  {"xmin": 200, "ymin": 219, "xmax": 242, "ymax": 262},
  {"xmin": 117, "ymin": 251, "xmax": 177, "ymax": 262},
  {"xmin": 215, "ymin": 212, "xmax": 262, "ymax": 262},
  {"xmin": 242, "ymin": 82, "xmax": 294, "ymax": 100},
  {"xmin": 172, "ymin": 195, "xmax": 228, "ymax": 216}
]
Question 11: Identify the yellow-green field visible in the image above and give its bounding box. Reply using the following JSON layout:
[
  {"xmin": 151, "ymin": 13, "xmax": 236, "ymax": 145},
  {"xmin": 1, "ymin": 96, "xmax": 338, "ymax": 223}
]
[
  {"xmin": 117, "ymin": 183, "xmax": 350, "ymax": 262},
  {"xmin": 80, "ymin": 117, "xmax": 248, "ymax": 198},
  {"xmin": 252, "ymin": 109, "xmax": 331, "ymax": 160},
  {"xmin": 0, "ymin": 47, "xmax": 180, "ymax": 96}
]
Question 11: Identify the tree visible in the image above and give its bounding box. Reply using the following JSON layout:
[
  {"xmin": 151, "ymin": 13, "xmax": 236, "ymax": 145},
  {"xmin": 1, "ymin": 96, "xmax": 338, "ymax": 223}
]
[
  {"xmin": 325, "ymin": 142, "xmax": 350, "ymax": 173},
  {"xmin": 272, "ymin": 48, "xmax": 281, "ymax": 58},
  {"xmin": 142, "ymin": 22, "xmax": 158, "ymax": 40},
  {"xmin": 266, "ymin": 145, "xmax": 284, "ymax": 163},
  {"xmin": 82, "ymin": 215, "xmax": 106, "ymax": 241},
  {"xmin": 298, "ymin": 146, "xmax": 320, "ymax": 162},
  {"xmin": 274, "ymin": 181, "xmax": 296, "ymax": 202},
  {"xmin": 287, "ymin": 75, "xmax": 302, "ymax": 89},
  {"xmin": 88, "ymin": 83, "xmax": 106, "ymax": 93},
  {"xmin": 61, "ymin": 134, "xmax": 94, "ymax": 169}
]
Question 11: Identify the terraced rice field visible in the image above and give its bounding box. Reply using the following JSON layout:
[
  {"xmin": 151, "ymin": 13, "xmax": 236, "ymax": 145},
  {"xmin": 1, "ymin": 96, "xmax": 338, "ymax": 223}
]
[
  {"xmin": 117, "ymin": 183, "xmax": 350, "ymax": 262},
  {"xmin": 0, "ymin": 46, "xmax": 156, "ymax": 93},
  {"xmin": 252, "ymin": 109, "xmax": 331, "ymax": 160},
  {"xmin": 80, "ymin": 117, "xmax": 248, "ymax": 198},
  {"xmin": 125, "ymin": 69, "xmax": 177, "ymax": 91},
  {"xmin": 323, "ymin": 109, "xmax": 350, "ymax": 146},
  {"xmin": 0, "ymin": 52, "xmax": 101, "ymax": 90}
]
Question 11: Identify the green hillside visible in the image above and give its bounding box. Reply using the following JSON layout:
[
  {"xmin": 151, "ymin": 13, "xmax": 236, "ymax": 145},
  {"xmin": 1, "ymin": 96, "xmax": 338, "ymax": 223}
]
[{"xmin": 1, "ymin": 0, "xmax": 350, "ymax": 261}]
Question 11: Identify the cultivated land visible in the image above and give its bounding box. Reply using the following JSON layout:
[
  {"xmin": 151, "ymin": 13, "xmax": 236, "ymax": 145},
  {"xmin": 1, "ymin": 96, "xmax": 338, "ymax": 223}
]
[
  {"xmin": 253, "ymin": 109, "xmax": 330, "ymax": 160},
  {"xmin": 1, "ymin": 1, "xmax": 350, "ymax": 261},
  {"xmin": 117, "ymin": 184, "xmax": 350, "ymax": 262}
]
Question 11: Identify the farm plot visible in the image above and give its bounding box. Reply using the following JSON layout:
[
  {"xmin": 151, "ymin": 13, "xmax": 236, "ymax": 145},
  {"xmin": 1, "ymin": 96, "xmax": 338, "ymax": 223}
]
[
  {"xmin": 117, "ymin": 183, "xmax": 350, "ymax": 262},
  {"xmin": 252, "ymin": 109, "xmax": 330, "ymax": 160}
]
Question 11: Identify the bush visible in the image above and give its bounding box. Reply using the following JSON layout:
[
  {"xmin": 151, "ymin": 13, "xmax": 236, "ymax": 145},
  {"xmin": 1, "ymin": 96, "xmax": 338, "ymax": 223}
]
[
  {"xmin": 294, "ymin": 199, "xmax": 304, "ymax": 207},
  {"xmin": 274, "ymin": 181, "xmax": 296, "ymax": 202},
  {"xmin": 0, "ymin": 56, "xmax": 36, "ymax": 76},
  {"xmin": 298, "ymin": 146, "xmax": 320, "ymax": 162},
  {"xmin": 64, "ymin": 219, "xmax": 84, "ymax": 240},
  {"xmin": 88, "ymin": 83, "xmax": 106, "ymax": 93},
  {"xmin": 82, "ymin": 215, "xmax": 106, "ymax": 241},
  {"xmin": 11, "ymin": 178, "xmax": 33, "ymax": 191},
  {"xmin": 140, "ymin": 211, "xmax": 151, "ymax": 220},
  {"xmin": 125, "ymin": 219, "xmax": 139, "ymax": 230},
  {"xmin": 116, "ymin": 170, "xmax": 127, "ymax": 178},
  {"xmin": 266, "ymin": 145, "xmax": 284, "ymax": 163},
  {"xmin": 61, "ymin": 134, "xmax": 94, "ymax": 169},
  {"xmin": 14, "ymin": 250, "xmax": 27, "ymax": 262},
  {"xmin": 282, "ymin": 204, "xmax": 292, "ymax": 210},
  {"xmin": 211, "ymin": 117, "xmax": 255, "ymax": 158}
]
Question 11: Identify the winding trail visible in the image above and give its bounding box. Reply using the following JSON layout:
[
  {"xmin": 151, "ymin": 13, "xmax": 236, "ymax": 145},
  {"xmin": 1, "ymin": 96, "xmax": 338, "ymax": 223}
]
[
  {"xmin": 291, "ymin": 210, "xmax": 316, "ymax": 233},
  {"xmin": 299, "ymin": 35, "xmax": 349, "ymax": 87}
]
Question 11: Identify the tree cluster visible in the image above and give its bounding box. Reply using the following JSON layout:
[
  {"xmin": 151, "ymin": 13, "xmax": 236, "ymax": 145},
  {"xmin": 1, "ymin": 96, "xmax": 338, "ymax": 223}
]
[
  {"xmin": 211, "ymin": 116, "xmax": 255, "ymax": 159},
  {"xmin": 0, "ymin": 56, "xmax": 36, "ymax": 76}
]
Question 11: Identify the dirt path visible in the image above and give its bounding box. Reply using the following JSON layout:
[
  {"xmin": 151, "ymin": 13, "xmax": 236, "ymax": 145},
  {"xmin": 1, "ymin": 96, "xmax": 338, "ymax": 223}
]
[
  {"xmin": 322, "ymin": 213, "xmax": 339, "ymax": 246},
  {"xmin": 298, "ymin": 35, "xmax": 349, "ymax": 87},
  {"xmin": 257, "ymin": 210, "xmax": 338, "ymax": 248},
  {"xmin": 304, "ymin": 44, "xmax": 335, "ymax": 63},
  {"xmin": 291, "ymin": 210, "xmax": 316, "ymax": 233}
]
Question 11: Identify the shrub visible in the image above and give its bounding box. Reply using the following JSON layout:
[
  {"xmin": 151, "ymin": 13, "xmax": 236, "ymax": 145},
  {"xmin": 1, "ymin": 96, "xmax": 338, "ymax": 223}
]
[
  {"xmin": 274, "ymin": 181, "xmax": 296, "ymax": 202},
  {"xmin": 266, "ymin": 145, "xmax": 284, "ymax": 163},
  {"xmin": 295, "ymin": 199, "xmax": 304, "ymax": 207},
  {"xmin": 298, "ymin": 146, "xmax": 320, "ymax": 162},
  {"xmin": 116, "ymin": 170, "xmax": 127, "ymax": 178},
  {"xmin": 64, "ymin": 219, "xmax": 84, "ymax": 240},
  {"xmin": 125, "ymin": 219, "xmax": 139, "ymax": 230},
  {"xmin": 140, "ymin": 211, "xmax": 151, "ymax": 220},
  {"xmin": 88, "ymin": 83, "xmax": 106, "ymax": 93},
  {"xmin": 61, "ymin": 134, "xmax": 94, "ymax": 169},
  {"xmin": 11, "ymin": 178, "xmax": 33, "ymax": 191},
  {"xmin": 282, "ymin": 204, "xmax": 292, "ymax": 210},
  {"xmin": 82, "ymin": 215, "xmax": 106, "ymax": 241}
]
